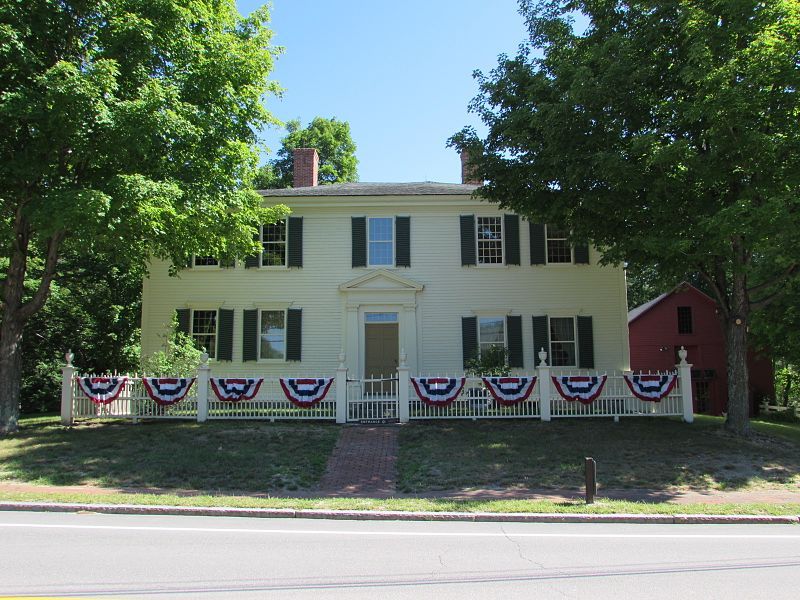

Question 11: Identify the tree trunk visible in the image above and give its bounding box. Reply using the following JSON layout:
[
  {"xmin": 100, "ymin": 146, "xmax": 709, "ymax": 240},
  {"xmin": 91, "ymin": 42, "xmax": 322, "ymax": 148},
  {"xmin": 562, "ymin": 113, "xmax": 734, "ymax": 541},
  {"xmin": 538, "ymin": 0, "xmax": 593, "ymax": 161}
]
[
  {"xmin": 0, "ymin": 317, "xmax": 24, "ymax": 434},
  {"xmin": 724, "ymin": 267, "xmax": 751, "ymax": 436}
]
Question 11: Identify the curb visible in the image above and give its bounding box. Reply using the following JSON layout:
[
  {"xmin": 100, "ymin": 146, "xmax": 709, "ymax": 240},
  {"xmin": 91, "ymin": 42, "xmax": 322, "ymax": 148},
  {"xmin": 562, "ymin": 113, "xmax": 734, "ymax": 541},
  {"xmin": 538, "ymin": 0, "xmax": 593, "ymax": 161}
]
[{"xmin": 1, "ymin": 501, "xmax": 798, "ymax": 524}]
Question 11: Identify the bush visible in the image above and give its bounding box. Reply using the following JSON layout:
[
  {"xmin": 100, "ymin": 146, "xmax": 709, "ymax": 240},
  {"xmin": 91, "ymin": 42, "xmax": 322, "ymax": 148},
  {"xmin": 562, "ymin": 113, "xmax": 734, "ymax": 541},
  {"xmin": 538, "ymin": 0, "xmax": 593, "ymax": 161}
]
[
  {"xmin": 140, "ymin": 319, "xmax": 203, "ymax": 377},
  {"xmin": 465, "ymin": 346, "xmax": 510, "ymax": 376}
]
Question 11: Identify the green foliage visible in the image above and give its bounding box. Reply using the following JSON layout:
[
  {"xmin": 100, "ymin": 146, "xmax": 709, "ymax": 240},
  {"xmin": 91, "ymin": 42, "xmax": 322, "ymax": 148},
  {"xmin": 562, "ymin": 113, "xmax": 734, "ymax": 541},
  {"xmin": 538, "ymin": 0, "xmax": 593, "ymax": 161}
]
[
  {"xmin": 451, "ymin": 0, "xmax": 800, "ymax": 434},
  {"xmin": 141, "ymin": 318, "xmax": 203, "ymax": 377},
  {"xmin": 255, "ymin": 117, "xmax": 358, "ymax": 188},
  {"xmin": 465, "ymin": 346, "xmax": 510, "ymax": 376},
  {"xmin": 773, "ymin": 363, "xmax": 800, "ymax": 408}
]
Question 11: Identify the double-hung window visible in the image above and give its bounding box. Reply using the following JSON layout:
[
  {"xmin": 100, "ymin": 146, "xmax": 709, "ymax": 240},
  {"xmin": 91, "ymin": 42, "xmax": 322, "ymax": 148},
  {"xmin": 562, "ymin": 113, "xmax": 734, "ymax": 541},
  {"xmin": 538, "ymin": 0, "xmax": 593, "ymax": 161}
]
[
  {"xmin": 260, "ymin": 310, "xmax": 286, "ymax": 359},
  {"xmin": 549, "ymin": 317, "xmax": 576, "ymax": 367},
  {"xmin": 262, "ymin": 220, "xmax": 287, "ymax": 267},
  {"xmin": 368, "ymin": 217, "xmax": 394, "ymax": 266},
  {"xmin": 477, "ymin": 217, "xmax": 503, "ymax": 265},
  {"xmin": 546, "ymin": 226, "xmax": 572, "ymax": 264},
  {"xmin": 191, "ymin": 310, "xmax": 217, "ymax": 359},
  {"xmin": 478, "ymin": 316, "xmax": 506, "ymax": 356},
  {"xmin": 677, "ymin": 306, "xmax": 693, "ymax": 334}
]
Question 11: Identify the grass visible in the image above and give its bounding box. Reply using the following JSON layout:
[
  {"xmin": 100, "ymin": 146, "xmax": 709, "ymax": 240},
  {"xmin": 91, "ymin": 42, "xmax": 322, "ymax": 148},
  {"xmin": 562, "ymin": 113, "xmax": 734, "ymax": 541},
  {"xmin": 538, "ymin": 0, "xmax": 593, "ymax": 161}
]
[
  {"xmin": 0, "ymin": 414, "xmax": 798, "ymax": 515},
  {"xmin": 396, "ymin": 416, "xmax": 800, "ymax": 493},
  {"xmin": 0, "ymin": 417, "xmax": 339, "ymax": 492}
]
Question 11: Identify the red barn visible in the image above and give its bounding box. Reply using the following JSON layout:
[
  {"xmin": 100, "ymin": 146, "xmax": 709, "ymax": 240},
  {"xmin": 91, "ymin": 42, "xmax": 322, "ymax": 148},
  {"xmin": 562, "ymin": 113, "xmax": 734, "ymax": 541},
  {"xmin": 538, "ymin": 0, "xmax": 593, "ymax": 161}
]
[{"xmin": 628, "ymin": 282, "xmax": 774, "ymax": 415}]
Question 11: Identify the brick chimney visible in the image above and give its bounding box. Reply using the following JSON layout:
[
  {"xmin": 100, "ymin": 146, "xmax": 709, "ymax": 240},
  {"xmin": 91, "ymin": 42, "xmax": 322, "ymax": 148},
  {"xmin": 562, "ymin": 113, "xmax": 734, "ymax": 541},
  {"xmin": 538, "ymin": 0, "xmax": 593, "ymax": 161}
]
[
  {"xmin": 460, "ymin": 149, "xmax": 482, "ymax": 185},
  {"xmin": 293, "ymin": 148, "xmax": 319, "ymax": 187}
]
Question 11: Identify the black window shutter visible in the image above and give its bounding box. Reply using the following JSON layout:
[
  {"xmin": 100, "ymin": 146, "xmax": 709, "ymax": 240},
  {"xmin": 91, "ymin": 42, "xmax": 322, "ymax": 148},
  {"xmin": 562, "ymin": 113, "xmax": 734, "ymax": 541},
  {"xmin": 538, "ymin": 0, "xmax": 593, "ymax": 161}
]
[
  {"xmin": 175, "ymin": 309, "xmax": 190, "ymax": 335},
  {"xmin": 506, "ymin": 315, "xmax": 523, "ymax": 368},
  {"xmin": 242, "ymin": 309, "xmax": 258, "ymax": 361},
  {"xmin": 532, "ymin": 315, "xmax": 549, "ymax": 364},
  {"xmin": 287, "ymin": 216, "xmax": 303, "ymax": 267},
  {"xmin": 462, "ymin": 316, "xmax": 478, "ymax": 369},
  {"xmin": 574, "ymin": 243, "xmax": 590, "ymax": 264},
  {"xmin": 217, "ymin": 309, "xmax": 234, "ymax": 361},
  {"xmin": 577, "ymin": 315, "xmax": 595, "ymax": 369},
  {"xmin": 286, "ymin": 308, "xmax": 302, "ymax": 361},
  {"xmin": 395, "ymin": 216, "xmax": 410, "ymax": 267},
  {"xmin": 530, "ymin": 222, "xmax": 546, "ymax": 265},
  {"xmin": 352, "ymin": 217, "xmax": 366, "ymax": 268},
  {"xmin": 245, "ymin": 228, "xmax": 260, "ymax": 268},
  {"xmin": 504, "ymin": 215, "xmax": 520, "ymax": 265},
  {"xmin": 460, "ymin": 215, "xmax": 476, "ymax": 266}
]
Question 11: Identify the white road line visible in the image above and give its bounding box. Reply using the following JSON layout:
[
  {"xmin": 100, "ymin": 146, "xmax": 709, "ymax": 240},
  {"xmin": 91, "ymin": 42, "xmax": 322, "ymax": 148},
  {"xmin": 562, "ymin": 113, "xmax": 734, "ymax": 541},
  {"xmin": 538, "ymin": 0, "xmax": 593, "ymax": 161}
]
[{"xmin": 1, "ymin": 522, "xmax": 799, "ymax": 539}]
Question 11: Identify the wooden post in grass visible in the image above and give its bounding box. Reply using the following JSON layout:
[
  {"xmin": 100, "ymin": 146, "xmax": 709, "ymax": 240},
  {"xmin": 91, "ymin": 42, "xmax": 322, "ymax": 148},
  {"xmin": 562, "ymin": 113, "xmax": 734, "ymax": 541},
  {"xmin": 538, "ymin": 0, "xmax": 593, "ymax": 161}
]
[
  {"xmin": 60, "ymin": 350, "xmax": 75, "ymax": 426},
  {"xmin": 585, "ymin": 457, "xmax": 597, "ymax": 504},
  {"xmin": 335, "ymin": 350, "xmax": 348, "ymax": 424},
  {"xmin": 196, "ymin": 352, "xmax": 210, "ymax": 423},
  {"xmin": 537, "ymin": 348, "xmax": 551, "ymax": 422},
  {"xmin": 397, "ymin": 349, "xmax": 410, "ymax": 424},
  {"xmin": 677, "ymin": 347, "xmax": 694, "ymax": 424}
]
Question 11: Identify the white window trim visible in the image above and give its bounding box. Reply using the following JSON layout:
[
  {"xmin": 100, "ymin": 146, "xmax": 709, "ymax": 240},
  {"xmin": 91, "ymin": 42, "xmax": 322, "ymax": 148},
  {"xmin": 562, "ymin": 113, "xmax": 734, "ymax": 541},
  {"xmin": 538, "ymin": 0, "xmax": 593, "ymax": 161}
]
[
  {"xmin": 258, "ymin": 308, "xmax": 288, "ymax": 362},
  {"xmin": 548, "ymin": 315, "xmax": 578, "ymax": 368},
  {"xmin": 545, "ymin": 225, "xmax": 574, "ymax": 265},
  {"xmin": 478, "ymin": 315, "xmax": 507, "ymax": 357},
  {"xmin": 260, "ymin": 218, "xmax": 288, "ymax": 269},
  {"xmin": 190, "ymin": 308, "xmax": 218, "ymax": 359},
  {"xmin": 475, "ymin": 216, "xmax": 505, "ymax": 267},
  {"xmin": 367, "ymin": 216, "xmax": 395, "ymax": 268}
]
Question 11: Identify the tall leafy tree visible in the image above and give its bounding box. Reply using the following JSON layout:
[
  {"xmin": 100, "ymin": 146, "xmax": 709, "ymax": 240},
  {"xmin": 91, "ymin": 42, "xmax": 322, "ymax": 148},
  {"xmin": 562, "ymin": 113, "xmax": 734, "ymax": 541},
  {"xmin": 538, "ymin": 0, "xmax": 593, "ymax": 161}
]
[
  {"xmin": 0, "ymin": 0, "xmax": 289, "ymax": 433},
  {"xmin": 255, "ymin": 117, "xmax": 358, "ymax": 188},
  {"xmin": 451, "ymin": 0, "xmax": 800, "ymax": 436}
]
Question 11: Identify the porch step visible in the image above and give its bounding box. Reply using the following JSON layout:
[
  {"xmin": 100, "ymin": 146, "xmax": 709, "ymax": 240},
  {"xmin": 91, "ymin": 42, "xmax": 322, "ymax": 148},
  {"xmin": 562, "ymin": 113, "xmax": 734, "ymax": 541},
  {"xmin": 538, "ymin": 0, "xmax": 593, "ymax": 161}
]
[{"xmin": 319, "ymin": 425, "xmax": 399, "ymax": 497}]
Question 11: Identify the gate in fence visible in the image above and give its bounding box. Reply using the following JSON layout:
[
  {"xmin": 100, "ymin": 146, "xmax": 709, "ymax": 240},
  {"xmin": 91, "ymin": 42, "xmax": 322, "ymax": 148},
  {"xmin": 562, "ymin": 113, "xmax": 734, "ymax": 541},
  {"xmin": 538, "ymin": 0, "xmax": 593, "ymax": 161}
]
[{"xmin": 346, "ymin": 376, "xmax": 400, "ymax": 423}]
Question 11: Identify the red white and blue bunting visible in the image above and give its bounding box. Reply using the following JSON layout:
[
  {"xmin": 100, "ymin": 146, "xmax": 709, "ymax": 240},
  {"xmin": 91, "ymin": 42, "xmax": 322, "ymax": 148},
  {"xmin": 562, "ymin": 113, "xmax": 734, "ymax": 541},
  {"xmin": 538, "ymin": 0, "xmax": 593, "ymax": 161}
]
[
  {"xmin": 210, "ymin": 378, "xmax": 264, "ymax": 403},
  {"xmin": 482, "ymin": 377, "xmax": 537, "ymax": 406},
  {"xmin": 142, "ymin": 378, "xmax": 195, "ymax": 406},
  {"xmin": 77, "ymin": 377, "xmax": 128, "ymax": 404},
  {"xmin": 279, "ymin": 378, "xmax": 334, "ymax": 408},
  {"xmin": 624, "ymin": 374, "xmax": 677, "ymax": 402},
  {"xmin": 411, "ymin": 377, "xmax": 466, "ymax": 406},
  {"xmin": 552, "ymin": 375, "xmax": 607, "ymax": 404}
]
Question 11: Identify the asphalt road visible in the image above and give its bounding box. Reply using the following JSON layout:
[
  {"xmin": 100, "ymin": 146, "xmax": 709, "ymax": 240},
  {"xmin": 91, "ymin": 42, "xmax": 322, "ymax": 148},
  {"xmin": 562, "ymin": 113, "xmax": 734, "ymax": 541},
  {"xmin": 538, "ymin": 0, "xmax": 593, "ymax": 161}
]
[{"xmin": 1, "ymin": 511, "xmax": 799, "ymax": 599}]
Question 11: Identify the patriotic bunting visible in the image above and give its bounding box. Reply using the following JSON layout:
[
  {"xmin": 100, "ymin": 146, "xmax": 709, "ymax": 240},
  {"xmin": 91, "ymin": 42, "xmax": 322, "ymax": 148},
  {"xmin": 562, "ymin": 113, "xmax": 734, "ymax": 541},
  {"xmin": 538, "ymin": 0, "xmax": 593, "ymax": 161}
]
[
  {"xmin": 481, "ymin": 377, "xmax": 537, "ymax": 406},
  {"xmin": 77, "ymin": 377, "xmax": 128, "ymax": 404},
  {"xmin": 411, "ymin": 377, "xmax": 466, "ymax": 406},
  {"xmin": 142, "ymin": 378, "xmax": 195, "ymax": 406},
  {"xmin": 210, "ymin": 378, "xmax": 264, "ymax": 403},
  {"xmin": 552, "ymin": 375, "xmax": 607, "ymax": 404},
  {"xmin": 279, "ymin": 378, "xmax": 334, "ymax": 408},
  {"xmin": 624, "ymin": 374, "xmax": 677, "ymax": 402}
]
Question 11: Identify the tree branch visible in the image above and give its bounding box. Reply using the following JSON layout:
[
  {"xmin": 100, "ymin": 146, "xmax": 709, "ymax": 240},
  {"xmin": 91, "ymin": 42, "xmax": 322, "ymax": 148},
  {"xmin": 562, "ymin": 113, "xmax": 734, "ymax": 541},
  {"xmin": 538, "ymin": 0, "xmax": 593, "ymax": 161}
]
[
  {"xmin": 18, "ymin": 230, "xmax": 66, "ymax": 322},
  {"xmin": 747, "ymin": 263, "xmax": 799, "ymax": 296},
  {"xmin": 698, "ymin": 259, "xmax": 730, "ymax": 320}
]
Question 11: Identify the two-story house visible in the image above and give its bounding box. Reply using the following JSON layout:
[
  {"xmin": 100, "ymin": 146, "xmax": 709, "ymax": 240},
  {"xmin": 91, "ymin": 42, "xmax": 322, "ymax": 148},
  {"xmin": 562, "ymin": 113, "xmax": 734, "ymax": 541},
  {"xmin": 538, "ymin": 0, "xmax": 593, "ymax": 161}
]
[{"xmin": 140, "ymin": 148, "xmax": 631, "ymax": 378}]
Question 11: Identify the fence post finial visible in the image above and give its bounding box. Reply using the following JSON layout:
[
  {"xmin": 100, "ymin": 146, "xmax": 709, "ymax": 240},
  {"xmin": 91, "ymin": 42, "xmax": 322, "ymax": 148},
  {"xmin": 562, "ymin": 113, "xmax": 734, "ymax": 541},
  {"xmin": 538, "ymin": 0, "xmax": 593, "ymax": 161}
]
[
  {"xmin": 538, "ymin": 348, "xmax": 548, "ymax": 367},
  {"xmin": 338, "ymin": 349, "xmax": 346, "ymax": 370}
]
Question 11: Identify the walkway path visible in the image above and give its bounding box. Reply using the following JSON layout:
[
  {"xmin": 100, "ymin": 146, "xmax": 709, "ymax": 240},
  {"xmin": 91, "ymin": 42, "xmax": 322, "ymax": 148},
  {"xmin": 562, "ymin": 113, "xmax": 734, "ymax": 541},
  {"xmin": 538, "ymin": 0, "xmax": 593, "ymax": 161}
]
[{"xmin": 317, "ymin": 425, "xmax": 399, "ymax": 497}]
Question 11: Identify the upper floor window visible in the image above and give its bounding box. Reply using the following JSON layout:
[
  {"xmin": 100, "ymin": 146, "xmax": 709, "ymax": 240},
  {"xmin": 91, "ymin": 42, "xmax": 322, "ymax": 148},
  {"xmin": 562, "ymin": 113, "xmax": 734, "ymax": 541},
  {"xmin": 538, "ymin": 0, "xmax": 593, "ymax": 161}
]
[
  {"xmin": 546, "ymin": 226, "xmax": 572, "ymax": 264},
  {"xmin": 477, "ymin": 217, "xmax": 503, "ymax": 265},
  {"xmin": 479, "ymin": 316, "xmax": 505, "ymax": 356},
  {"xmin": 194, "ymin": 256, "xmax": 219, "ymax": 267},
  {"xmin": 260, "ymin": 310, "xmax": 286, "ymax": 360},
  {"xmin": 550, "ymin": 316, "xmax": 576, "ymax": 367},
  {"xmin": 192, "ymin": 309, "xmax": 217, "ymax": 359},
  {"xmin": 677, "ymin": 306, "xmax": 693, "ymax": 334},
  {"xmin": 262, "ymin": 220, "xmax": 287, "ymax": 267},
  {"xmin": 368, "ymin": 217, "xmax": 394, "ymax": 266}
]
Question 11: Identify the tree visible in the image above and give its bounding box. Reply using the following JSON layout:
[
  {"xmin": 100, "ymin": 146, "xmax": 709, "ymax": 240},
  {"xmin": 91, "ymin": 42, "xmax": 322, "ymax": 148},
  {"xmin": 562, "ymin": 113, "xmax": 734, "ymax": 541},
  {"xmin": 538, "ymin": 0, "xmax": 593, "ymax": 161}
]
[
  {"xmin": 451, "ymin": 0, "xmax": 800, "ymax": 436},
  {"xmin": 255, "ymin": 117, "xmax": 358, "ymax": 188},
  {"xmin": 0, "ymin": 0, "xmax": 289, "ymax": 433}
]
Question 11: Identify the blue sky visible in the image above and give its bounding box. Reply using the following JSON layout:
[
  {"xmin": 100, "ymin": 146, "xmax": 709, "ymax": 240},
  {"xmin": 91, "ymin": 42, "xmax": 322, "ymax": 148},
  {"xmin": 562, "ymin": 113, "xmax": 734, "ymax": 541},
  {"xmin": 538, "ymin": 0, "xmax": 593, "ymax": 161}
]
[{"xmin": 236, "ymin": 1, "xmax": 528, "ymax": 183}]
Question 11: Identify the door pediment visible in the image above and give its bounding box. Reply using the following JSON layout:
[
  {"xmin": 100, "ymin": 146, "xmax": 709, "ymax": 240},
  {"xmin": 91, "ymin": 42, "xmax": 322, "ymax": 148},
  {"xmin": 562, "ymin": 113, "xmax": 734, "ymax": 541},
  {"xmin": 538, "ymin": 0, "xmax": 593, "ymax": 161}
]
[{"xmin": 339, "ymin": 269, "xmax": 424, "ymax": 292}]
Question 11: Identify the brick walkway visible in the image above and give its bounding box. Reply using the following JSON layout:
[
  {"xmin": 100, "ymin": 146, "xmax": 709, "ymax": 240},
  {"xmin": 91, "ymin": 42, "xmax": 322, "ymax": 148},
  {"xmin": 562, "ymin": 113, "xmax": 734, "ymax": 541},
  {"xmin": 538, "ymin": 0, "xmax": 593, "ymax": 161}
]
[{"xmin": 318, "ymin": 425, "xmax": 399, "ymax": 497}]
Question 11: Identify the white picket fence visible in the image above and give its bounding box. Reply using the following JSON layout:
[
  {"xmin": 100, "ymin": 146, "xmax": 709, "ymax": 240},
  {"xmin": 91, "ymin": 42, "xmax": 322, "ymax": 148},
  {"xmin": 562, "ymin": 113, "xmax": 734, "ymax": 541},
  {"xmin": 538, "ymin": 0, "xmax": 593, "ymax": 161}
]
[{"xmin": 61, "ymin": 349, "xmax": 695, "ymax": 425}]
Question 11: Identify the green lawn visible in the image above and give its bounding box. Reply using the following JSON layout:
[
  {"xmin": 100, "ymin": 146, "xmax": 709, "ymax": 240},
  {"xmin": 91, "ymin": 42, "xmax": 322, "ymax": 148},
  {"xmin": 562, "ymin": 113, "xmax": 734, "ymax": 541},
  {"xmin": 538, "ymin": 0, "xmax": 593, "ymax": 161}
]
[{"xmin": 397, "ymin": 416, "xmax": 800, "ymax": 493}]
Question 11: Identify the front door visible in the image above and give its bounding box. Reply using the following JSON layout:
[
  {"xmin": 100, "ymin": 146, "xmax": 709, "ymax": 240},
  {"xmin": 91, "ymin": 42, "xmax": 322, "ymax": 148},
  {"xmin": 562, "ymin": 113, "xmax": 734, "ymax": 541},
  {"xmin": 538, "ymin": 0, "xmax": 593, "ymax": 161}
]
[{"xmin": 364, "ymin": 315, "xmax": 399, "ymax": 395}]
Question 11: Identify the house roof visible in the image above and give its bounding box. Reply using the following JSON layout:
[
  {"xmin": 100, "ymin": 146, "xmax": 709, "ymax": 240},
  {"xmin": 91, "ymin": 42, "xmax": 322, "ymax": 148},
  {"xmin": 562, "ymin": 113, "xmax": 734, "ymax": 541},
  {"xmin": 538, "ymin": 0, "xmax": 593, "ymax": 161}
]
[
  {"xmin": 627, "ymin": 281, "xmax": 717, "ymax": 324},
  {"xmin": 259, "ymin": 181, "xmax": 478, "ymax": 197}
]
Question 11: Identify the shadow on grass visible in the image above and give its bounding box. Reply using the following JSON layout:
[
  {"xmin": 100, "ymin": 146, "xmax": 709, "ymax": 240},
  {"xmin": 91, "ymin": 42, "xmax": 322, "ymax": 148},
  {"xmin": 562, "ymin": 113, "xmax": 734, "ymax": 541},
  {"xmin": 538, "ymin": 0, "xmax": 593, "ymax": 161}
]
[
  {"xmin": 0, "ymin": 418, "xmax": 339, "ymax": 493},
  {"xmin": 397, "ymin": 417, "xmax": 800, "ymax": 494}
]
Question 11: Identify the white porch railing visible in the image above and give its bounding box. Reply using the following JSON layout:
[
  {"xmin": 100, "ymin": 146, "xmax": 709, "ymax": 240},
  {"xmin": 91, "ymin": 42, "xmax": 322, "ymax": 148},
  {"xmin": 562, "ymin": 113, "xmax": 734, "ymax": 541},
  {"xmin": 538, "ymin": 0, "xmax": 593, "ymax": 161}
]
[{"xmin": 60, "ymin": 347, "xmax": 695, "ymax": 425}]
